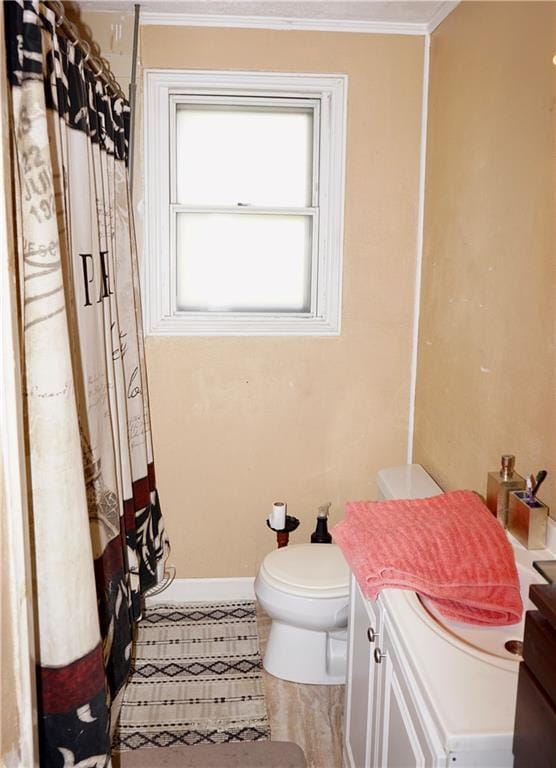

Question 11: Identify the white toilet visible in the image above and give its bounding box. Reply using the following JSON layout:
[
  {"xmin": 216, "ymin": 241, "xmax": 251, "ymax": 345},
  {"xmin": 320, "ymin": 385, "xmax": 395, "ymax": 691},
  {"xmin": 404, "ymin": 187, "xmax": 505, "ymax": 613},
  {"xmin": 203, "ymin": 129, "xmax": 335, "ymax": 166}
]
[
  {"xmin": 254, "ymin": 542, "xmax": 350, "ymax": 685},
  {"xmin": 254, "ymin": 465, "xmax": 442, "ymax": 685}
]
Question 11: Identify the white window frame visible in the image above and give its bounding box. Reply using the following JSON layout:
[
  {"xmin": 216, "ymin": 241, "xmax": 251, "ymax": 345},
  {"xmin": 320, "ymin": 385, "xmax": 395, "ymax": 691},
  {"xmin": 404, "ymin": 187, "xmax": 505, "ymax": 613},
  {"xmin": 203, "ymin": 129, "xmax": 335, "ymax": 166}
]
[{"xmin": 143, "ymin": 70, "xmax": 347, "ymax": 336}]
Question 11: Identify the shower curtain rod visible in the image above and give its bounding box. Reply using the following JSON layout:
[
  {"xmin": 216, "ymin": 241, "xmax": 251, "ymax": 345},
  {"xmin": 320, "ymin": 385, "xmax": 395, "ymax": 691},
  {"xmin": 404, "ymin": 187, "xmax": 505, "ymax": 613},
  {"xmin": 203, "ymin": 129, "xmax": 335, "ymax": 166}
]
[{"xmin": 45, "ymin": 0, "xmax": 126, "ymax": 100}]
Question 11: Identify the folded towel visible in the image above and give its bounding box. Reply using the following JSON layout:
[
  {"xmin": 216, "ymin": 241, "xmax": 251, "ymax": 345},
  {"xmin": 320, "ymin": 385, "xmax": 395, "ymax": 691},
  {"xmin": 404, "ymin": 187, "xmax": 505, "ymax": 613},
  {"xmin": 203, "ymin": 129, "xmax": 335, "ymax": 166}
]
[{"xmin": 332, "ymin": 491, "xmax": 523, "ymax": 626}]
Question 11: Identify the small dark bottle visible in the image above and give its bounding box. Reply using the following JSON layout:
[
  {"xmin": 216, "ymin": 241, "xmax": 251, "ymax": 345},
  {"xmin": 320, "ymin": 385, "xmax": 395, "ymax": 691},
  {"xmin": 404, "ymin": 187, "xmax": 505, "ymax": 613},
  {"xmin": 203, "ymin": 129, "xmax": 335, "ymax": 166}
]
[{"xmin": 311, "ymin": 503, "xmax": 332, "ymax": 543}]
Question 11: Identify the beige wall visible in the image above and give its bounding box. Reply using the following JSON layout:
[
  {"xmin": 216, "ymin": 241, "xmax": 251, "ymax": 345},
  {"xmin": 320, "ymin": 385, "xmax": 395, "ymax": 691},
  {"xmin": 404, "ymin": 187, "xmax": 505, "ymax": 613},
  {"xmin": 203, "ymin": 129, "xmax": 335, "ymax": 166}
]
[
  {"xmin": 414, "ymin": 2, "xmax": 556, "ymax": 514},
  {"xmin": 66, "ymin": 6, "xmax": 136, "ymax": 95},
  {"xmin": 140, "ymin": 27, "xmax": 425, "ymax": 576}
]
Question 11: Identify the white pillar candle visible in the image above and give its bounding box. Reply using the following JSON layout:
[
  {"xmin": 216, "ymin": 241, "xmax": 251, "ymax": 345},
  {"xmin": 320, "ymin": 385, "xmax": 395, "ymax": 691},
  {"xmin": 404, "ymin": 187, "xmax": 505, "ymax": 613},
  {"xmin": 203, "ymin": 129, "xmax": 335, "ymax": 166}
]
[{"xmin": 270, "ymin": 501, "xmax": 286, "ymax": 530}]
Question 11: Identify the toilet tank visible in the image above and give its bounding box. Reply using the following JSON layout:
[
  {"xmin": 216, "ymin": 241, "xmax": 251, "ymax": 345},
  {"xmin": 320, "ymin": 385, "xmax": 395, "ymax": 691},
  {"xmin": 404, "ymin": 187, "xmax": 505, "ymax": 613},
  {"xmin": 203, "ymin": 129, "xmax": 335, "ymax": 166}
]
[{"xmin": 377, "ymin": 464, "xmax": 442, "ymax": 500}]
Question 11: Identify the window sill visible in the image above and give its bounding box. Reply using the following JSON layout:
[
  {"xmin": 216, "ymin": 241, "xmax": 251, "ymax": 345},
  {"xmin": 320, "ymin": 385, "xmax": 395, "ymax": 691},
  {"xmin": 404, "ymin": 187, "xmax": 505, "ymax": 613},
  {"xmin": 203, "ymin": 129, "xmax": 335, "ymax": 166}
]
[{"xmin": 146, "ymin": 312, "xmax": 341, "ymax": 337}]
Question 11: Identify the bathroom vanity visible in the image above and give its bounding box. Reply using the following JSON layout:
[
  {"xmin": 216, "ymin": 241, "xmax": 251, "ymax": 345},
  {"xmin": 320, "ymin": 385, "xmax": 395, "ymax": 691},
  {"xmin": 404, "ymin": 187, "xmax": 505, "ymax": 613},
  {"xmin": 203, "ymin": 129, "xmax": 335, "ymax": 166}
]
[
  {"xmin": 345, "ymin": 577, "xmax": 442, "ymax": 768},
  {"xmin": 342, "ymin": 465, "xmax": 556, "ymax": 768},
  {"xmin": 344, "ymin": 575, "xmax": 519, "ymax": 767}
]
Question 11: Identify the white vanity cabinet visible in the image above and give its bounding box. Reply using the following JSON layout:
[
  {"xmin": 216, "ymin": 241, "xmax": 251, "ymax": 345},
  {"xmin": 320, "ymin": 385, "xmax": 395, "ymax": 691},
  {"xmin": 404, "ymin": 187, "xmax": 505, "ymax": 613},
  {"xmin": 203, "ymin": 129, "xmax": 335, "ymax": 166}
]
[
  {"xmin": 343, "ymin": 575, "xmax": 446, "ymax": 768},
  {"xmin": 343, "ymin": 574, "xmax": 381, "ymax": 768},
  {"xmin": 342, "ymin": 464, "xmax": 538, "ymax": 768},
  {"xmin": 374, "ymin": 609, "xmax": 446, "ymax": 768}
]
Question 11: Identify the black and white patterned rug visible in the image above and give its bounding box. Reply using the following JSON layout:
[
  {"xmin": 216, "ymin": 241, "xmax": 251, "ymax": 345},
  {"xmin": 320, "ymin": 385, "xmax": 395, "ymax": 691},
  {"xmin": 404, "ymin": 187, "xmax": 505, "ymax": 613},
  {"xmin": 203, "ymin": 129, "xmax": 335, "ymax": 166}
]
[{"xmin": 113, "ymin": 600, "xmax": 271, "ymax": 751}]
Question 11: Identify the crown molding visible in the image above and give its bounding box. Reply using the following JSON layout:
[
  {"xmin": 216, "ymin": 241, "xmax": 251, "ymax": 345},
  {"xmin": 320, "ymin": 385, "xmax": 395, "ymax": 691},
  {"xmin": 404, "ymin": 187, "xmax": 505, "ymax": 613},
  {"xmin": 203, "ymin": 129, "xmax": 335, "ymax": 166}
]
[
  {"xmin": 426, "ymin": 2, "xmax": 459, "ymax": 33},
  {"xmin": 140, "ymin": 11, "xmax": 433, "ymax": 36}
]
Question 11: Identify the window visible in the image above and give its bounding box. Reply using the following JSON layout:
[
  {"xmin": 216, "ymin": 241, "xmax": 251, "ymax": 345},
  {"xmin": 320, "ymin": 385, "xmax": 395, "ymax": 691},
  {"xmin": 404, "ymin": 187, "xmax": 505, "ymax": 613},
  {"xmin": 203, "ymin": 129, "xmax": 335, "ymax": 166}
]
[{"xmin": 144, "ymin": 71, "xmax": 347, "ymax": 335}]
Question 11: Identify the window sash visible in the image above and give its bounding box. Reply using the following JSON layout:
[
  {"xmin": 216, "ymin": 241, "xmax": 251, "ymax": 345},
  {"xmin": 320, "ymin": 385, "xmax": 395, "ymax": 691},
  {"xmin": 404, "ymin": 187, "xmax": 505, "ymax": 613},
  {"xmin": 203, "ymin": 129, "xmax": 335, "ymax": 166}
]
[
  {"xmin": 169, "ymin": 95, "xmax": 321, "ymax": 318},
  {"xmin": 173, "ymin": 102, "xmax": 315, "ymax": 208},
  {"xmin": 169, "ymin": 94, "xmax": 321, "ymax": 210},
  {"xmin": 169, "ymin": 205, "xmax": 319, "ymax": 317}
]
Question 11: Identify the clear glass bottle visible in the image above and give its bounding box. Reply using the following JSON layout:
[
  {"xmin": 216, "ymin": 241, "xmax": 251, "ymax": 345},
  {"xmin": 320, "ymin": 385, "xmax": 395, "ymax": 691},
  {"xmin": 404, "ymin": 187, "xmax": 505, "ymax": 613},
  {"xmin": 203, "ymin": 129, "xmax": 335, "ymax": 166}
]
[{"xmin": 486, "ymin": 454, "xmax": 525, "ymax": 528}]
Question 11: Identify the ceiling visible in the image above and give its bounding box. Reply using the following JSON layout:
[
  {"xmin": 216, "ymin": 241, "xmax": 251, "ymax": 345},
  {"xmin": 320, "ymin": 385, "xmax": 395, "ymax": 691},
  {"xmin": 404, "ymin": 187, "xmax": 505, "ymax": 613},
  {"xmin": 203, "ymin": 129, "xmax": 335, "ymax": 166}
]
[{"xmin": 76, "ymin": 1, "xmax": 459, "ymax": 34}]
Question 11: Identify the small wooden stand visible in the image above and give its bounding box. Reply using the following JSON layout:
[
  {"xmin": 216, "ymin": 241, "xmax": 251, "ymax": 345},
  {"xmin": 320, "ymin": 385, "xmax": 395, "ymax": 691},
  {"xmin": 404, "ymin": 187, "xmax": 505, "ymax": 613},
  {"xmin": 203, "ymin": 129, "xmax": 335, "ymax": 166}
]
[{"xmin": 266, "ymin": 515, "xmax": 300, "ymax": 548}]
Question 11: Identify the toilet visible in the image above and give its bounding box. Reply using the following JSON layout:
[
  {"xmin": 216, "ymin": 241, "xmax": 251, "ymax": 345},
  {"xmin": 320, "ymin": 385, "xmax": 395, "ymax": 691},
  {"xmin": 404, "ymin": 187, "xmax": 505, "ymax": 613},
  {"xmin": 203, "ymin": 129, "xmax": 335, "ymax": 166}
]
[
  {"xmin": 254, "ymin": 542, "xmax": 350, "ymax": 685},
  {"xmin": 254, "ymin": 465, "xmax": 443, "ymax": 685}
]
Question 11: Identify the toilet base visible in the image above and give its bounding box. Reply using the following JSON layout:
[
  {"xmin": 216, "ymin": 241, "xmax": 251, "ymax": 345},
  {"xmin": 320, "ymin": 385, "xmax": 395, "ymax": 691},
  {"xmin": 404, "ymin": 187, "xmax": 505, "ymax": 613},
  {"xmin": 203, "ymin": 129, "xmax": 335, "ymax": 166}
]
[{"xmin": 263, "ymin": 620, "xmax": 346, "ymax": 685}]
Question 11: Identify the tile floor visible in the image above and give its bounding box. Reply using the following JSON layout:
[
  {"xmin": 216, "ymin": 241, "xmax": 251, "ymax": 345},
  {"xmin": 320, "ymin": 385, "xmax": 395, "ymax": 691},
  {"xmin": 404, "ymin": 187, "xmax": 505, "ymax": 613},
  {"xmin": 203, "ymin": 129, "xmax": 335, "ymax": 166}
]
[{"xmin": 256, "ymin": 608, "xmax": 345, "ymax": 768}]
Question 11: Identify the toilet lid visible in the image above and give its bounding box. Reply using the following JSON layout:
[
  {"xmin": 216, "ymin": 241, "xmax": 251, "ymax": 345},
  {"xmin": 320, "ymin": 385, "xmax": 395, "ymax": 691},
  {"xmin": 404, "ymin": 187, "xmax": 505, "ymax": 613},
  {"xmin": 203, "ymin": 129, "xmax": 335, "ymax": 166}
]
[{"xmin": 260, "ymin": 543, "xmax": 350, "ymax": 598}]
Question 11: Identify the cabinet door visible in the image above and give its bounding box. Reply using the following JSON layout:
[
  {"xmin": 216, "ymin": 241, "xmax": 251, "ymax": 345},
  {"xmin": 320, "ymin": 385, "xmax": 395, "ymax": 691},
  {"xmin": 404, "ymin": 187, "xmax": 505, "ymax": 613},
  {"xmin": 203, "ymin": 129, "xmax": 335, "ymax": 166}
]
[
  {"xmin": 344, "ymin": 576, "xmax": 381, "ymax": 768},
  {"xmin": 375, "ymin": 612, "xmax": 445, "ymax": 768}
]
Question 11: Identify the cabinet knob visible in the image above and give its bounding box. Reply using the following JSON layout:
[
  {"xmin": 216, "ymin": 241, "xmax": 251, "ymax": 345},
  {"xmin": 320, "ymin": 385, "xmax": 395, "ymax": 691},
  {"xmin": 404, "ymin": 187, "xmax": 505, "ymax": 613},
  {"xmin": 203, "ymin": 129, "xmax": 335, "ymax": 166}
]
[
  {"xmin": 367, "ymin": 627, "xmax": 379, "ymax": 643},
  {"xmin": 374, "ymin": 647, "xmax": 386, "ymax": 664}
]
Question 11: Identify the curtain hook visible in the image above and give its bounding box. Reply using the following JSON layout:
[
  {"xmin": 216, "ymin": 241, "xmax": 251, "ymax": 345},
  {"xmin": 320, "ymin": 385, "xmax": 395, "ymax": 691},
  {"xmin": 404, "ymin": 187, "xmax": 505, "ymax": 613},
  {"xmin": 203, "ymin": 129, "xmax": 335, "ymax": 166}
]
[
  {"xmin": 50, "ymin": 0, "xmax": 65, "ymax": 27},
  {"xmin": 80, "ymin": 40, "xmax": 91, "ymax": 63},
  {"xmin": 65, "ymin": 21, "xmax": 80, "ymax": 45},
  {"xmin": 107, "ymin": 74, "xmax": 121, "ymax": 98},
  {"xmin": 89, "ymin": 56, "xmax": 103, "ymax": 77}
]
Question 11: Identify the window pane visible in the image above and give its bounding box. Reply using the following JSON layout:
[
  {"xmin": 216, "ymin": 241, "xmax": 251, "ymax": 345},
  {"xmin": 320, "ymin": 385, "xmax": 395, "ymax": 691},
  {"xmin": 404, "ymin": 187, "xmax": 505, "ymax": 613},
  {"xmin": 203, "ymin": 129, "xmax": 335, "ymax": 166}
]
[
  {"xmin": 176, "ymin": 104, "xmax": 313, "ymax": 207},
  {"xmin": 176, "ymin": 213, "xmax": 312, "ymax": 312}
]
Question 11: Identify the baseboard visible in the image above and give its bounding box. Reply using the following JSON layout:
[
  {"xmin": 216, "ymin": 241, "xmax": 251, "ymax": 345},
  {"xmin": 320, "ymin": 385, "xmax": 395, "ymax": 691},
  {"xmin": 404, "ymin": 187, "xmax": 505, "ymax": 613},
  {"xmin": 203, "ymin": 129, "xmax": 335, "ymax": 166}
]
[{"xmin": 145, "ymin": 576, "xmax": 256, "ymax": 606}]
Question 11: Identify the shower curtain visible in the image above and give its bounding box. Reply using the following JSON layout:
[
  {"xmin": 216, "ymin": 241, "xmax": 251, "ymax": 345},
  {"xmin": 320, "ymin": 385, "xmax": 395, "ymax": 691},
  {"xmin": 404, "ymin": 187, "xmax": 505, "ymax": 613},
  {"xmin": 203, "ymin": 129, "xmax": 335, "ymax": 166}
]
[{"xmin": 5, "ymin": 1, "xmax": 169, "ymax": 766}]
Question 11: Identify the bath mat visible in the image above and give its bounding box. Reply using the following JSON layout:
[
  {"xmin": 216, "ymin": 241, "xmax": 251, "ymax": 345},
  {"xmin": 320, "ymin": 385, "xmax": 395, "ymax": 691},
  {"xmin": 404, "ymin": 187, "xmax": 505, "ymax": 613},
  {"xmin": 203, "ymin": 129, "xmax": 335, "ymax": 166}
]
[{"xmin": 113, "ymin": 601, "xmax": 270, "ymax": 751}]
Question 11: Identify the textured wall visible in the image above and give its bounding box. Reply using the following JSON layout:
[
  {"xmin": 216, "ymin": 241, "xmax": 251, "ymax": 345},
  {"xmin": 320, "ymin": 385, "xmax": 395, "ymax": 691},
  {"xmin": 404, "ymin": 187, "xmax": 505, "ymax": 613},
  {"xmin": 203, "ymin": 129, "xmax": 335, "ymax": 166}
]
[
  {"xmin": 414, "ymin": 2, "xmax": 556, "ymax": 514},
  {"xmin": 140, "ymin": 26, "xmax": 424, "ymax": 576}
]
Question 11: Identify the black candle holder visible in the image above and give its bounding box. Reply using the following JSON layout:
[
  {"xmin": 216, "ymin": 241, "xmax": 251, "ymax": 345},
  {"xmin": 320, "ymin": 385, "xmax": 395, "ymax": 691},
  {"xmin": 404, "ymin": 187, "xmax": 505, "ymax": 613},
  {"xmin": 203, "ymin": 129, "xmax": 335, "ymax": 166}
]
[{"xmin": 266, "ymin": 515, "xmax": 300, "ymax": 548}]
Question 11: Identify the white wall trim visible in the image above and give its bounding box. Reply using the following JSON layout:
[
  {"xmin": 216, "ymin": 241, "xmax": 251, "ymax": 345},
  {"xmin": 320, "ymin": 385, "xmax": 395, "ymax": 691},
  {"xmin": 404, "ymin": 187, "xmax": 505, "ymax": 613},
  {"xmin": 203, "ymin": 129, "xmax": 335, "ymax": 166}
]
[
  {"xmin": 140, "ymin": 12, "xmax": 433, "ymax": 36},
  {"xmin": 406, "ymin": 34, "xmax": 431, "ymax": 465},
  {"xmin": 140, "ymin": 3, "xmax": 459, "ymax": 36},
  {"xmin": 426, "ymin": 2, "xmax": 460, "ymax": 33},
  {"xmin": 145, "ymin": 577, "xmax": 256, "ymax": 605}
]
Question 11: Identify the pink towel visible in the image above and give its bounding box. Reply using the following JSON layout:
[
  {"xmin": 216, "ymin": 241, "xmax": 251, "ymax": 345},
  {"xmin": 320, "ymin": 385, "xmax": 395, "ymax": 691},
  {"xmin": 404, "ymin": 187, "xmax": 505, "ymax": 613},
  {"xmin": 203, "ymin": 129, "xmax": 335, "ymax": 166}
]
[{"xmin": 332, "ymin": 491, "xmax": 522, "ymax": 626}]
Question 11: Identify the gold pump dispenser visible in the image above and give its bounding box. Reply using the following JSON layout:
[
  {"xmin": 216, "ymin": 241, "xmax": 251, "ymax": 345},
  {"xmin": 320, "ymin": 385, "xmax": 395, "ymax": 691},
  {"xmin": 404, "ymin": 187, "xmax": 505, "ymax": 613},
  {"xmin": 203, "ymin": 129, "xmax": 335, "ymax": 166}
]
[{"xmin": 486, "ymin": 454, "xmax": 525, "ymax": 528}]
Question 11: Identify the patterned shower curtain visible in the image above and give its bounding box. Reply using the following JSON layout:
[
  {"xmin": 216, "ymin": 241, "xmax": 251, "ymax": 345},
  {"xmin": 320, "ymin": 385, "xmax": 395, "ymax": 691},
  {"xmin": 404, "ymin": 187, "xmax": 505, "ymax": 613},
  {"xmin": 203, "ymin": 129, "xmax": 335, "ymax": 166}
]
[{"xmin": 5, "ymin": 1, "xmax": 169, "ymax": 766}]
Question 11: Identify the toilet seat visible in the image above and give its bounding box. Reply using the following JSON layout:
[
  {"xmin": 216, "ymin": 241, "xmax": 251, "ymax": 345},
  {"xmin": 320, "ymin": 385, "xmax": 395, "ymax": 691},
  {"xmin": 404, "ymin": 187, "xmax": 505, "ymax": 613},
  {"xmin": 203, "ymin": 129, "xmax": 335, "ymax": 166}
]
[{"xmin": 260, "ymin": 543, "xmax": 349, "ymax": 599}]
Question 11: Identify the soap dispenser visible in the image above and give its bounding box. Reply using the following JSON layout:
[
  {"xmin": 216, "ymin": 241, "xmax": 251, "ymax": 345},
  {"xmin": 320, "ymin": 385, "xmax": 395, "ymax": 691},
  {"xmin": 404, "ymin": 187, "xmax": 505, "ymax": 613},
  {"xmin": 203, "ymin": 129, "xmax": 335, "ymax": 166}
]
[
  {"xmin": 486, "ymin": 454, "xmax": 525, "ymax": 528},
  {"xmin": 311, "ymin": 503, "xmax": 332, "ymax": 543}
]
